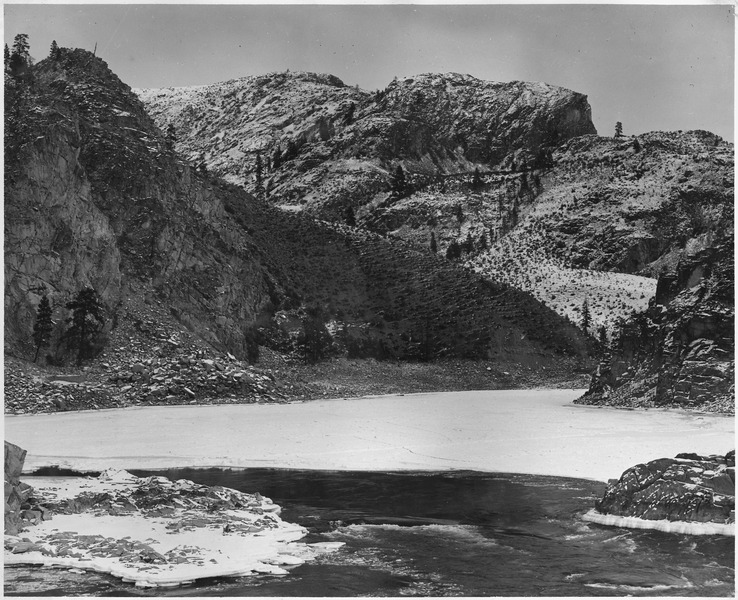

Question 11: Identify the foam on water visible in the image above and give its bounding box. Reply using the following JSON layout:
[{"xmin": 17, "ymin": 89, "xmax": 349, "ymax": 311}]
[{"xmin": 584, "ymin": 582, "xmax": 694, "ymax": 593}]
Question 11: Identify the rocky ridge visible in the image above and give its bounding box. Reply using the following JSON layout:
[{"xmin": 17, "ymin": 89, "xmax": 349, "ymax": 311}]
[{"xmin": 137, "ymin": 71, "xmax": 596, "ymax": 219}]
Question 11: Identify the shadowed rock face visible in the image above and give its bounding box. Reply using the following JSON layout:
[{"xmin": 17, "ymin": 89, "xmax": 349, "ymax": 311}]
[
  {"xmin": 578, "ymin": 231, "xmax": 734, "ymax": 413},
  {"xmin": 595, "ymin": 452, "xmax": 735, "ymax": 524}
]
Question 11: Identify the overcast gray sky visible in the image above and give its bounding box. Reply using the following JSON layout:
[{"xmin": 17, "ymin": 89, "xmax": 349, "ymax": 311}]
[{"xmin": 4, "ymin": 3, "xmax": 734, "ymax": 141}]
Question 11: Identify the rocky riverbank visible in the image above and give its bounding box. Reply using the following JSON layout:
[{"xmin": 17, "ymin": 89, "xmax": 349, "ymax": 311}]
[{"xmin": 4, "ymin": 351, "xmax": 590, "ymax": 416}]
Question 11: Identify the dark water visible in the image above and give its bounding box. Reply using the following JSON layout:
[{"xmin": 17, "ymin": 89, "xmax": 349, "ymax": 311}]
[{"xmin": 5, "ymin": 469, "xmax": 734, "ymax": 596}]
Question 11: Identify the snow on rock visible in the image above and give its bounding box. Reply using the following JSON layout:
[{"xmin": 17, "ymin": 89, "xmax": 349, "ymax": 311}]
[
  {"xmin": 587, "ymin": 451, "xmax": 735, "ymax": 534},
  {"xmin": 4, "ymin": 471, "xmax": 343, "ymax": 588}
]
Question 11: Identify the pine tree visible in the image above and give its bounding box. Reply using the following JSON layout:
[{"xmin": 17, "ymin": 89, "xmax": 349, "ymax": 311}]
[
  {"xmin": 581, "ymin": 298, "xmax": 592, "ymax": 334},
  {"xmin": 272, "ymin": 146, "xmax": 282, "ymax": 170},
  {"xmin": 254, "ymin": 152, "xmax": 264, "ymax": 198},
  {"xmin": 65, "ymin": 287, "xmax": 106, "ymax": 365},
  {"xmin": 511, "ymin": 196, "xmax": 519, "ymax": 226},
  {"xmin": 390, "ymin": 165, "xmax": 407, "ymax": 198},
  {"xmin": 344, "ymin": 102, "xmax": 355, "ymax": 125},
  {"xmin": 445, "ymin": 240, "xmax": 461, "ymax": 260},
  {"xmin": 299, "ymin": 305, "xmax": 333, "ymax": 363},
  {"xmin": 11, "ymin": 34, "xmax": 29, "ymax": 61},
  {"xmin": 615, "ymin": 121, "xmax": 623, "ymax": 138},
  {"xmin": 32, "ymin": 294, "xmax": 53, "ymax": 363},
  {"xmin": 4, "ymin": 44, "xmax": 10, "ymax": 69},
  {"xmin": 345, "ymin": 205, "xmax": 356, "ymax": 227},
  {"xmin": 472, "ymin": 167, "xmax": 483, "ymax": 191},
  {"xmin": 9, "ymin": 33, "xmax": 30, "ymax": 78},
  {"xmin": 633, "ymin": 137, "xmax": 641, "ymax": 152},
  {"xmin": 283, "ymin": 140, "xmax": 298, "ymax": 162},
  {"xmin": 598, "ymin": 324, "xmax": 608, "ymax": 346},
  {"xmin": 49, "ymin": 40, "xmax": 60, "ymax": 60},
  {"xmin": 165, "ymin": 123, "xmax": 176, "ymax": 151},
  {"xmin": 462, "ymin": 232, "xmax": 475, "ymax": 254}
]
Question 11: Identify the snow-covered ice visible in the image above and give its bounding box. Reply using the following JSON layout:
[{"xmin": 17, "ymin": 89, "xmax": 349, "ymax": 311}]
[
  {"xmin": 582, "ymin": 509, "xmax": 734, "ymax": 536},
  {"xmin": 4, "ymin": 469, "xmax": 343, "ymax": 588},
  {"xmin": 6, "ymin": 389, "xmax": 733, "ymax": 481}
]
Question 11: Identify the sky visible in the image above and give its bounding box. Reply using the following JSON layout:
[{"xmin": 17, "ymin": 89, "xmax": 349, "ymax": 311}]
[{"xmin": 3, "ymin": 3, "xmax": 735, "ymax": 141}]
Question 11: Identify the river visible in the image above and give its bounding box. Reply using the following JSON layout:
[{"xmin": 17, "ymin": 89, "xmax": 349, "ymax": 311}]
[
  {"xmin": 5, "ymin": 468, "xmax": 734, "ymax": 596},
  {"xmin": 5, "ymin": 391, "xmax": 734, "ymax": 595}
]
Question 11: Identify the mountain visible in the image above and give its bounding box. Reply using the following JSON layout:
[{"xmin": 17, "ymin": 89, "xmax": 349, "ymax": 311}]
[
  {"xmin": 136, "ymin": 71, "xmax": 596, "ymax": 219},
  {"xmin": 4, "ymin": 48, "xmax": 594, "ymax": 411},
  {"xmin": 137, "ymin": 70, "xmax": 734, "ymax": 414}
]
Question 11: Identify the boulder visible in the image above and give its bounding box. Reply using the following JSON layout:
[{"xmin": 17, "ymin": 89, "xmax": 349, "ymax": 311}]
[{"xmin": 594, "ymin": 452, "xmax": 735, "ymax": 524}]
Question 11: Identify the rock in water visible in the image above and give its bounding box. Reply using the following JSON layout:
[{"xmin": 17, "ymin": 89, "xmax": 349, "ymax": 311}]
[{"xmin": 594, "ymin": 452, "xmax": 735, "ymax": 524}]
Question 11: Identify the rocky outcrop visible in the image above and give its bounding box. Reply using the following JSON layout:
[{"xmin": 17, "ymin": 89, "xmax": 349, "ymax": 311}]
[
  {"xmin": 5, "ymin": 442, "xmax": 32, "ymax": 535},
  {"xmin": 577, "ymin": 231, "xmax": 734, "ymax": 413},
  {"xmin": 593, "ymin": 452, "xmax": 735, "ymax": 524}
]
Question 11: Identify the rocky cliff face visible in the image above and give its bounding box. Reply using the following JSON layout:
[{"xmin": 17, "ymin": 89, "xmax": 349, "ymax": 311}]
[
  {"xmin": 5, "ymin": 49, "xmax": 277, "ymax": 360},
  {"xmin": 5, "ymin": 49, "xmax": 593, "ymax": 376},
  {"xmin": 137, "ymin": 72, "xmax": 596, "ymax": 219},
  {"xmin": 577, "ymin": 230, "xmax": 734, "ymax": 413}
]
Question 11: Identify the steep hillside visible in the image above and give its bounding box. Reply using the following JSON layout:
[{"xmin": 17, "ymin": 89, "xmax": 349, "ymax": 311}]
[
  {"xmin": 364, "ymin": 131, "xmax": 732, "ymax": 334},
  {"xmin": 577, "ymin": 230, "xmax": 734, "ymax": 414},
  {"xmin": 138, "ymin": 73, "xmax": 731, "ymax": 336},
  {"xmin": 4, "ymin": 48, "xmax": 594, "ymax": 406},
  {"xmin": 137, "ymin": 71, "xmax": 596, "ymax": 219}
]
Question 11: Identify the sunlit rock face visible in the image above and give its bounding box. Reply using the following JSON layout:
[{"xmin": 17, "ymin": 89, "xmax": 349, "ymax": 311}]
[{"xmin": 137, "ymin": 71, "xmax": 596, "ymax": 218}]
